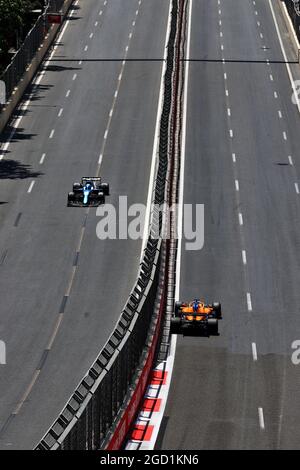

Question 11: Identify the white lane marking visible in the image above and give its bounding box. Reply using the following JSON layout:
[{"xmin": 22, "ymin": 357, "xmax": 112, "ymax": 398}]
[
  {"xmin": 109, "ymin": 108, "xmax": 113, "ymax": 118},
  {"xmin": 89, "ymin": 33, "xmax": 94, "ymax": 39},
  {"xmin": 141, "ymin": 0, "xmax": 173, "ymax": 255},
  {"xmin": 221, "ymin": 44, "xmax": 224, "ymax": 51},
  {"xmin": 39, "ymin": 153, "xmax": 46, "ymax": 164},
  {"xmin": 72, "ymin": 73, "xmax": 77, "ymax": 81},
  {"xmin": 258, "ymin": 407, "xmax": 265, "ymax": 430},
  {"xmin": 266, "ymin": 59, "xmax": 270, "ymax": 65},
  {"xmin": 283, "ymin": 131, "xmax": 287, "ymax": 141},
  {"xmin": 104, "ymin": 129, "xmax": 108, "ymax": 140},
  {"xmin": 252, "ymin": 342, "xmax": 258, "ymax": 361},
  {"xmin": 219, "ymin": 19, "xmax": 222, "ymax": 26},
  {"xmin": 235, "ymin": 179, "xmax": 239, "ymax": 191},
  {"xmin": 257, "ymin": 21, "xmax": 260, "ymax": 26},
  {"xmin": 255, "ymin": 10, "xmax": 258, "ymax": 15},
  {"xmin": 239, "ymin": 212, "xmax": 244, "ymax": 225},
  {"xmin": 219, "ymin": 9, "xmax": 222, "ymax": 15},
  {"xmin": 99, "ymin": 10, "xmax": 103, "ymax": 15},
  {"xmin": 278, "ymin": 110, "xmax": 282, "ymax": 118},
  {"xmin": 224, "ymin": 72, "xmax": 227, "ymax": 80},
  {"xmin": 98, "ymin": 153, "xmax": 103, "ymax": 165},
  {"xmin": 58, "ymin": 108, "xmax": 63, "ymax": 117},
  {"xmin": 226, "ymin": 89, "xmax": 229, "ymax": 96},
  {"xmin": 84, "ymin": 45, "xmax": 88, "ymax": 51},
  {"xmin": 288, "ymin": 155, "xmax": 293, "ymax": 166},
  {"xmin": 242, "ymin": 250, "xmax": 247, "ymax": 265},
  {"xmin": 132, "ymin": 20, "xmax": 136, "ymax": 27},
  {"xmin": 118, "ymin": 73, "xmax": 122, "ymax": 81},
  {"xmin": 229, "ymin": 129, "xmax": 233, "ymax": 138},
  {"xmin": 269, "ymin": 74, "xmax": 274, "ymax": 81},
  {"xmin": 28, "ymin": 181, "xmax": 35, "ymax": 193},
  {"xmin": 269, "ymin": 0, "xmax": 300, "ymax": 113},
  {"xmin": 227, "ymin": 108, "xmax": 231, "ymax": 117},
  {"xmin": 136, "ymin": 9, "xmax": 139, "ymax": 15},
  {"xmin": 66, "ymin": 89, "xmax": 71, "ymax": 97},
  {"xmin": 260, "ymin": 32, "xmax": 264, "ymax": 39},
  {"xmin": 114, "ymin": 90, "xmax": 118, "ymax": 98},
  {"xmin": 295, "ymin": 183, "xmax": 300, "ymax": 194},
  {"xmin": 247, "ymin": 293, "xmax": 253, "ymax": 312},
  {"xmin": 232, "ymin": 153, "xmax": 236, "ymax": 163},
  {"xmin": 95, "ymin": 21, "xmax": 98, "ymax": 26},
  {"xmin": 49, "ymin": 129, "xmax": 55, "ymax": 139},
  {"xmin": 129, "ymin": 32, "xmax": 133, "ymax": 39},
  {"xmin": 125, "ymin": 45, "xmax": 129, "ymax": 52},
  {"xmin": 274, "ymin": 91, "xmax": 278, "ymax": 98},
  {"xmin": 79, "ymin": 60, "xmax": 82, "ymax": 65}
]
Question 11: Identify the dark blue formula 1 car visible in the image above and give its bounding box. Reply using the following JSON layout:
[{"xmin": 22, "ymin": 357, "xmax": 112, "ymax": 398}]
[{"xmin": 67, "ymin": 177, "xmax": 110, "ymax": 207}]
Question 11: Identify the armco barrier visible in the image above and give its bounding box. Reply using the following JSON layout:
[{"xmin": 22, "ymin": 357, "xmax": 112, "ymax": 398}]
[
  {"xmin": 0, "ymin": 0, "xmax": 74, "ymax": 134},
  {"xmin": 36, "ymin": 0, "xmax": 180, "ymax": 450}
]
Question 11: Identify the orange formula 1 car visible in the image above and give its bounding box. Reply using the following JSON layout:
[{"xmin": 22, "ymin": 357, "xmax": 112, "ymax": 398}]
[{"xmin": 170, "ymin": 299, "xmax": 222, "ymax": 336}]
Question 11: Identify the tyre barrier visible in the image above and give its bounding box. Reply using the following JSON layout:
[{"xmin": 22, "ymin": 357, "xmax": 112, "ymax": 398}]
[{"xmin": 36, "ymin": 0, "xmax": 181, "ymax": 450}]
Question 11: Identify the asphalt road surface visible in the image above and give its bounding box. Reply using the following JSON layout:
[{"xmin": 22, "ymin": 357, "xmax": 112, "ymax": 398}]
[
  {"xmin": 158, "ymin": 0, "xmax": 300, "ymax": 450},
  {"xmin": 0, "ymin": 0, "xmax": 171, "ymax": 449}
]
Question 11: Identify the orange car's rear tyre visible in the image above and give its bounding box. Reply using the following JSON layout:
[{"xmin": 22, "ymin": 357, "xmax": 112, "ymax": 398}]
[
  {"xmin": 170, "ymin": 317, "xmax": 181, "ymax": 334},
  {"xmin": 174, "ymin": 301, "xmax": 183, "ymax": 317},
  {"xmin": 208, "ymin": 318, "xmax": 218, "ymax": 336},
  {"xmin": 212, "ymin": 302, "xmax": 222, "ymax": 319}
]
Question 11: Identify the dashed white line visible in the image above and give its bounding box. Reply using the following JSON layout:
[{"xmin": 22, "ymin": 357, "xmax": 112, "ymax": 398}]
[
  {"xmin": 225, "ymin": 89, "xmax": 229, "ymax": 97},
  {"xmin": 257, "ymin": 21, "xmax": 260, "ymax": 26},
  {"xmin": 114, "ymin": 90, "xmax": 118, "ymax": 98},
  {"xmin": 232, "ymin": 153, "xmax": 236, "ymax": 163},
  {"xmin": 221, "ymin": 44, "xmax": 224, "ymax": 51},
  {"xmin": 98, "ymin": 153, "xmax": 103, "ymax": 165},
  {"xmin": 278, "ymin": 110, "xmax": 282, "ymax": 119},
  {"xmin": 89, "ymin": 33, "xmax": 94, "ymax": 39},
  {"xmin": 99, "ymin": 10, "xmax": 103, "ymax": 15},
  {"xmin": 288, "ymin": 155, "xmax": 293, "ymax": 166},
  {"xmin": 239, "ymin": 212, "xmax": 244, "ymax": 226},
  {"xmin": 39, "ymin": 153, "xmax": 46, "ymax": 165},
  {"xmin": 258, "ymin": 407, "xmax": 265, "ymax": 430},
  {"xmin": 295, "ymin": 183, "xmax": 299, "ymax": 194},
  {"xmin": 242, "ymin": 250, "xmax": 247, "ymax": 265},
  {"xmin": 104, "ymin": 130, "xmax": 108, "ymax": 140},
  {"xmin": 95, "ymin": 21, "xmax": 98, "ymax": 26},
  {"xmin": 274, "ymin": 91, "xmax": 278, "ymax": 98},
  {"xmin": 229, "ymin": 129, "xmax": 233, "ymax": 138},
  {"xmin": 260, "ymin": 32, "xmax": 264, "ymax": 39},
  {"xmin": 283, "ymin": 131, "xmax": 287, "ymax": 141},
  {"xmin": 28, "ymin": 181, "xmax": 35, "ymax": 193},
  {"xmin": 72, "ymin": 73, "xmax": 77, "ymax": 81},
  {"xmin": 235, "ymin": 179, "xmax": 239, "ymax": 191},
  {"xmin": 227, "ymin": 108, "xmax": 231, "ymax": 117},
  {"xmin": 247, "ymin": 293, "xmax": 253, "ymax": 312},
  {"xmin": 252, "ymin": 342, "xmax": 258, "ymax": 361},
  {"xmin": 84, "ymin": 45, "xmax": 88, "ymax": 51},
  {"xmin": 66, "ymin": 89, "xmax": 71, "ymax": 98},
  {"xmin": 109, "ymin": 109, "xmax": 113, "ymax": 118},
  {"xmin": 269, "ymin": 74, "xmax": 274, "ymax": 81},
  {"xmin": 49, "ymin": 129, "xmax": 55, "ymax": 139},
  {"xmin": 224, "ymin": 72, "xmax": 227, "ymax": 80},
  {"xmin": 58, "ymin": 108, "xmax": 63, "ymax": 117}
]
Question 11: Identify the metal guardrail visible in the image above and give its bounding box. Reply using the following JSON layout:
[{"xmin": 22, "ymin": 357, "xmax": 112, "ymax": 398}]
[
  {"xmin": 36, "ymin": 0, "xmax": 180, "ymax": 450},
  {"xmin": 0, "ymin": 0, "xmax": 69, "ymax": 104}
]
